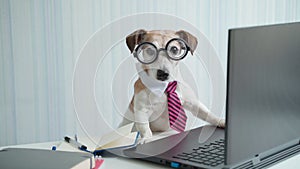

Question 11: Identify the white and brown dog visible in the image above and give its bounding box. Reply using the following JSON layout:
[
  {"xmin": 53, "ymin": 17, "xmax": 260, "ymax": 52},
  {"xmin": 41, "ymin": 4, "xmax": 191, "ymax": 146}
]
[{"xmin": 120, "ymin": 29, "xmax": 225, "ymax": 140}]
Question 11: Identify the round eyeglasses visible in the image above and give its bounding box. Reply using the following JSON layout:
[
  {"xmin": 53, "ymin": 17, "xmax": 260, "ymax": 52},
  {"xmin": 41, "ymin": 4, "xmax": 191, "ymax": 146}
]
[{"xmin": 133, "ymin": 38, "xmax": 190, "ymax": 64}]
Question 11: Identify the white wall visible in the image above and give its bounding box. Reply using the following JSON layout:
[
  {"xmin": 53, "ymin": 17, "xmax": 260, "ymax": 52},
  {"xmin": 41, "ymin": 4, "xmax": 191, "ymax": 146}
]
[{"xmin": 0, "ymin": 0, "xmax": 299, "ymax": 146}]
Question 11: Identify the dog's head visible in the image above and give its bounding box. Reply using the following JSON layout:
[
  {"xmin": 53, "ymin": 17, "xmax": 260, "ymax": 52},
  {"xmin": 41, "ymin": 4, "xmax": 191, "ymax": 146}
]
[{"xmin": 126, "ymin": 29, "xmax": 198, "ymax": 82}]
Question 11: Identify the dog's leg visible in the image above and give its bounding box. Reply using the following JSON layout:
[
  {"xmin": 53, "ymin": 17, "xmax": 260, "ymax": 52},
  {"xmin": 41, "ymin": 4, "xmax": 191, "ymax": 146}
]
[
  {"xmin": 134, "ymin": 114, "xmax": 153, "ymax": 144},
  {"xmin": 133, "ymin": 91, "xmax": 153, "ymax": 142},
  {"xmin": 133, "ymin": 91, "xmax": 152, "ymax": 143},
  {"xmin": 184, "ymin": 99, "xmax": 225, "ymax": 127},
  {"xmin": 134, "ymin": 112, "xmax": 153, "ymax": 139},
  {"xmin": 135, "ymin": 121, "xmax": 152, "ymax": 138}
]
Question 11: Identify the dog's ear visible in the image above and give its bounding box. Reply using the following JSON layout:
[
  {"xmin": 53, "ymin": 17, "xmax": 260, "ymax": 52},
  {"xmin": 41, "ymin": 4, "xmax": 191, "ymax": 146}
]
[
  {"xmin": 176, "ymin": 30, "xmax": 198, "ymax": 55},
  {"xmin": 126, "ymin": 29, "xmax": 147, "ymax": 53}
]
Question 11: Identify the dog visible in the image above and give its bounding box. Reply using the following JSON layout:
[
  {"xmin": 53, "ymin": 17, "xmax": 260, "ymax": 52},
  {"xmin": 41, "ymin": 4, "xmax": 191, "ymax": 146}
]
[{"xmin": 119, "ymin": 29, "xmax": 225, "ymax": 141}]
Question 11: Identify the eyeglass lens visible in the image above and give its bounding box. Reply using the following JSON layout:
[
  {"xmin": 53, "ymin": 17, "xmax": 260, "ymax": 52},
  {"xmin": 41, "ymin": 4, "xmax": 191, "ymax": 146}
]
[{"xmin": 135, "ymin": 38, "xmax": 188, "ymax": 64}]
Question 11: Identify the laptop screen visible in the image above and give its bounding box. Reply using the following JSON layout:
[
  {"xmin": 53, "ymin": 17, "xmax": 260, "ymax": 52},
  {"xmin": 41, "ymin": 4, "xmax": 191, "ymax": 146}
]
[{"xmin": 226, "ymin": 22, "xmax": 300, "ymax": 165}]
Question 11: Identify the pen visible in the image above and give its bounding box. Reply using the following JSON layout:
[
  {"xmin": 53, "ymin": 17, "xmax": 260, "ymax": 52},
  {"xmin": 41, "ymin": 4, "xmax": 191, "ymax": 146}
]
[
  {"xmin": 64, "ymin": 136, "xmax": 87, "ymax": 151},
  {"xmin": 51, "ymin": 141, "xmax": 63, "ymax": 151}
]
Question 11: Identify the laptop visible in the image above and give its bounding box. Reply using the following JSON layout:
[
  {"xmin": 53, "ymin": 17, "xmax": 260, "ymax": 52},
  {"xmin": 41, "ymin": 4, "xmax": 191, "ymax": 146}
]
[{"xmin": 122, "ymin": 22, "xmax": 300, "ymax": 168}]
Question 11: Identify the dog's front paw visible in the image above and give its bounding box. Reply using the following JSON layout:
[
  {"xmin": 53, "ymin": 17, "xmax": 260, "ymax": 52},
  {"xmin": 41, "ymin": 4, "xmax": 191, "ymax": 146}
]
[
  {"xmin": 141, "ymin": 129, "xmax": 152, "ymax": 139},
  {"xmin": 135, "ymin": 123, "xmax": 153, "ymax": 144},
  {"xmin": 138, "ymin": 131, "xmax": 152, "ymax": 144},
  {"xmin": 217, "ymin": 119, "xmax": 226, "ymax": 128},
  {"xmin": 138, "ymin": 137, "xmax": 150, "ymax": 144}
]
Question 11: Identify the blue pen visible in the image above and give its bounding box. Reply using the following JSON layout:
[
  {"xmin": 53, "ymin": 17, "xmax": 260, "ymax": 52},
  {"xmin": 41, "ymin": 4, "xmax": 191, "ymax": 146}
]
[
  {"xmin": 51, "ymin": 141, "xmax": 63, "ymax": 151},
  {"xmin": 51, "ymin": 146, "xmax": 56, "ymax": 151},
  {"xmin": 64, "ymin": 136, "xmax": 88, "ymax": 151}
]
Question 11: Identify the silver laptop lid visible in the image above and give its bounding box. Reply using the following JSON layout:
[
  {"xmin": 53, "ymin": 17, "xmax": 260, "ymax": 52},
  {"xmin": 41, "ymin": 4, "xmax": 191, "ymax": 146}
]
[{"xmin": 226, "ymin": 22, "xmax": 300, "ymax": 166}]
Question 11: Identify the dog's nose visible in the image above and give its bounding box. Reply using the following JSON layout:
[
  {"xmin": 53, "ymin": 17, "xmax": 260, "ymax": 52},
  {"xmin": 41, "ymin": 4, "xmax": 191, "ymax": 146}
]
[{"xmin": 157, "ymin": 69, "xmax": 169, "ymax": 81}]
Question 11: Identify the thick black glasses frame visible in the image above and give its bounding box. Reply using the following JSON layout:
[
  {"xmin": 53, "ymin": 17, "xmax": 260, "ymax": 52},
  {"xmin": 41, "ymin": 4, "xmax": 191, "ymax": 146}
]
[{"xmin": 133, "ymin": 38, "xmax": 190, "ymax": 64}]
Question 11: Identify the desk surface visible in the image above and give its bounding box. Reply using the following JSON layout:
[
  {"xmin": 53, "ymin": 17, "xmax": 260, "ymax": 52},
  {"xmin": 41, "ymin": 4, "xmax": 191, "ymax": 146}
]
[{"xmin": 1, "ymin": 140, "xmax": 299, "ymax": 169}]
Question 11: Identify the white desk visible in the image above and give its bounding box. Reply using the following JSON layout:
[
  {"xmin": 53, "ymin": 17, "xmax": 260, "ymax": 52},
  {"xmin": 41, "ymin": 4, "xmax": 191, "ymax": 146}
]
[{"xmin": 1, "ymin": 140, "xmax": 299, "ymax": 169}]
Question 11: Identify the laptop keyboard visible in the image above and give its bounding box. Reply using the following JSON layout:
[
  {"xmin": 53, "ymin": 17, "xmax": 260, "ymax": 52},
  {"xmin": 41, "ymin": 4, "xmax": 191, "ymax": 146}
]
[{"xmin": 173, "ymin": 138, "xmax": 225, "ymax": 167}]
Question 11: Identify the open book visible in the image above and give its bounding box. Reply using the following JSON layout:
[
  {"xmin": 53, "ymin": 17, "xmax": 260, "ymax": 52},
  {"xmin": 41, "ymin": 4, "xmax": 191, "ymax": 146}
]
[
  {"xmin": 64, "ymin": 123, "xmax": 139, "ymax": 156},
  {"xmin": 93, "ymin": 123, "xmax": 140, "ymax": 154}
]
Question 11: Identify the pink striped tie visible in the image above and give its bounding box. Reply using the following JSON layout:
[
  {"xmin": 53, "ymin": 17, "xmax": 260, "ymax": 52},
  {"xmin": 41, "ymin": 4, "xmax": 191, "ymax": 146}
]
[{"xmin": 166, "ymin": 81, "xmax": 187, "ymax": 132}]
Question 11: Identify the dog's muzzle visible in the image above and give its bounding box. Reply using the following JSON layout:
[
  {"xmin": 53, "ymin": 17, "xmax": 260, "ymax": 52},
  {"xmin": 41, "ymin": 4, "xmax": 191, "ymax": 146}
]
[{"xmin": 157, "ymin": 69, "xmax": 169, "ymax": 81}]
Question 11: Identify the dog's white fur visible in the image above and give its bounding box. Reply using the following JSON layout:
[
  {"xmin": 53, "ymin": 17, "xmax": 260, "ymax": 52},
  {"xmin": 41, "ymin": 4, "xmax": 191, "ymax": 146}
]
[{"xmin": 119, "ymin": 30, "xmax": 225, "ymax": 140}]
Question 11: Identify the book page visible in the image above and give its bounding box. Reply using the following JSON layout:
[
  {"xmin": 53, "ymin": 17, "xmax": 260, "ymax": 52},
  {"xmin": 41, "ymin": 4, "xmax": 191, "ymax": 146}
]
[
  {"xmin": 95, "ymin": 132, "xmax": 139, "ymax": 150},
  {"xmin": 96, "ymin": 123, "xmax": 134, "ymax": 148}
]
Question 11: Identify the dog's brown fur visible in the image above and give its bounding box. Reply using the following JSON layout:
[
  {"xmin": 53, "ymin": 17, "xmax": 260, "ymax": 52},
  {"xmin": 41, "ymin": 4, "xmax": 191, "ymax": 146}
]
[{"xmin": 126, "ymin": 29, "xmax": 198, "ymax": 54}]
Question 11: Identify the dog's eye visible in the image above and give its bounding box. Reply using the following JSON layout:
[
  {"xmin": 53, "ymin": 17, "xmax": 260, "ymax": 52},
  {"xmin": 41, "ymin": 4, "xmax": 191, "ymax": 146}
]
[
  {"xmin": 145, "ymin": 48, "xmax": 156, "ymax": 56},
  {"xmin": 166, "ymin": 39, "xmax": 188, "ymax": 60},
  {"xmin": 170, "ymin": 46, "xmax": 179, "ymax": 55}
]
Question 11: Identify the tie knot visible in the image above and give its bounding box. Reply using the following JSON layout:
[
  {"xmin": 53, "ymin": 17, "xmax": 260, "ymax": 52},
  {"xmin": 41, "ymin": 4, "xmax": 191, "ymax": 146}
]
[{"xmin": 166, "ymin": 81, "xmax": 177, "ymax": 93}]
